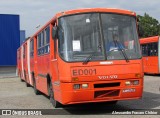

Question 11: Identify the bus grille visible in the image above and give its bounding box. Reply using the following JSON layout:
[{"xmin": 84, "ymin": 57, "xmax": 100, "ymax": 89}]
[
  {"xmin": 94, "ymin": 90, "xmax": 120, "ymax": 98},
  {"xmin": 94, "ymin": 82, "xmax": 120, "ymax": 88}
]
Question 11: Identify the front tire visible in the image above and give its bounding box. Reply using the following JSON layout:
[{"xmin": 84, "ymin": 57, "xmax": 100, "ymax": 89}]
[{"xmin": 49, "ymin": 81, "xmax": 61, "ymax": 108}]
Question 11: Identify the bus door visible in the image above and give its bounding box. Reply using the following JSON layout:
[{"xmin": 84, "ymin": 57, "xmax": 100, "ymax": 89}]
[
  {"xmin": 36, "ymin": 32, "xmax": 46, "ymax": 93},
  {"xmin": 50, "ymin": 23, "xmax": 59, "ymax": 86},
  {"xmin": 23, "ymin": 43, "xmax": 29, "ymax": 82}
]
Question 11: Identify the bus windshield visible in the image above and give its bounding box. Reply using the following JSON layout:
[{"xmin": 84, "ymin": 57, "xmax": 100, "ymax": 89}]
[{"xmin": 58, "ymin": 13, "xmax": 141, "ymax": 62}]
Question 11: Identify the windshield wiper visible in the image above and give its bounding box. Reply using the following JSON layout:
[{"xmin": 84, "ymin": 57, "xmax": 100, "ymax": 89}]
[
  {"xmin": 113, "ymin": 39, "xmax": 129, "ymax": 63},
  {"xmin": 82, "ymin": 53, "xmax": 94, "ymax": 65}
]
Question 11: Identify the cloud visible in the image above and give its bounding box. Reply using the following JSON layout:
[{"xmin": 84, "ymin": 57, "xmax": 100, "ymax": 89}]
[{"xmin": 0, "ymin": 0, "xmax": 159, "ymax": 36}]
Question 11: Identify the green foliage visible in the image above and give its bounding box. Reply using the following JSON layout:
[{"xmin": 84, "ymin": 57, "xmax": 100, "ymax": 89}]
[{"xmin": 137, "ymin": 13, "xmax": 160, "ymax": 38}]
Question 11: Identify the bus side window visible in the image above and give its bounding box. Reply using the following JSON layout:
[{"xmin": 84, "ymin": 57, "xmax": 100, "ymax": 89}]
[
  {"xmin": 37, "ymin": 33, "xmax": 41, "ymax": 55},
  {"xmin": 150, "ymin": 43, "xmax": 154, "ymax": 56},
  {"xmin": 147, "ymin": 44, "xmax": 151, "ymax": 56},
  {"xmin": 23, "ymin": 45, "xmax": 25, "ymax": 58},
  {"xmin": 148, "ymin": 43, "xmax": 158, "ymax": 56},
  {"xmin": 41, "ymin": 31, "xmax": 45, "ymax": 55},
  {"xmin": 142, "ymin": 44, "xmax": 148, "ymax": 57},
  {"xmin": 30, "ymin": 39, "xmax": 34, "ymax": 57},
  {"xmin": 153, "ymin": 42, "xmax": 158, "ymax": 56},
  {"xmin": 44, "ymin": 27, "xmax": 50, "ymax": 54}
]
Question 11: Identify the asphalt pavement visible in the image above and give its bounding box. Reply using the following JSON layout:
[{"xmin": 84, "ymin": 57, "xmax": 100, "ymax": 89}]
[{"xmin": 0, "ymin": 73, "xmax": 160, "ymax": 118}]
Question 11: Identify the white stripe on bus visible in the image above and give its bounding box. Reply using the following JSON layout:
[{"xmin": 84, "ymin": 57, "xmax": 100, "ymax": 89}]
[
  {"xmin": 21, "ymin": 46, "xmax": 24, "ymax": 79},
  {"xmin": 27, "ymin": 40, "xmax": 32, "ymax": 85}
]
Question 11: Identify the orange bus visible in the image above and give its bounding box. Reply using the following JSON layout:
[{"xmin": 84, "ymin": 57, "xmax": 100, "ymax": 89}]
[
  {"xmin": 140, "ymin": 36, "xmax": 160, "ymax": 74},
  {"xmin": 17, "ymin": 8, "xmax": 143, "ymax": 108}
]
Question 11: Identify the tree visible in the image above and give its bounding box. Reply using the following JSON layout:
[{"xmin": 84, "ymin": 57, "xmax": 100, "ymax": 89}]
[{"xmin": 137, "ymin": 13, "xmax": 160, "ymax": 38}]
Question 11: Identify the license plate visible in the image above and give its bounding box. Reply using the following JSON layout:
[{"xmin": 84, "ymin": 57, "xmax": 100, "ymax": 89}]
[{"xmin": 123, "ymin": 88, "xmax": 136, "ymax": 93}]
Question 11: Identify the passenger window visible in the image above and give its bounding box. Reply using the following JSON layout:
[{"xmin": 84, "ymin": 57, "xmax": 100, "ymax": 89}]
[
  {"xmin": 41, "ymin": 31, "xmax": 45, "ymax": 54},
  {"xmin": 37, "ymin": 27, "xmax": 50, "ymax": 56},
  {"xmin": 41, "ymin": 31, "xmax": 45, "ymax": 47},
  {"xmin": 23, "ymin": 45, "xmax": 26, "ymax": 58},
  {"xmin": 152, "ymin": 43, "xmax": 158, "ymax": 56},
  {"xmin": 45, "ymin": 27, "xmax": 50, "ymax": 44},
  {"xmin": 37, "ymin": 34, "xmax": 41, "ymax": 55},
  {"xmin": 30, "ymin": 39, "xmax": 34, "ymax": 57},
  {"xmin": 141, "ymin": 44, "xmax": 148, "ymax": 56},
  {"xmin": 142, "ymin": 42, "xmax": 158, "ymax": 57},
  {"xmin": 44, "ymin": 27, "xmax": 50, "ymax": 54}
]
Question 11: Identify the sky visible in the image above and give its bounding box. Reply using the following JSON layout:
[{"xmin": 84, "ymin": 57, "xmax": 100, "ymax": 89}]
[{"xmin": 0, "ymin": 0, "xmax": 160, "ymax": 37}]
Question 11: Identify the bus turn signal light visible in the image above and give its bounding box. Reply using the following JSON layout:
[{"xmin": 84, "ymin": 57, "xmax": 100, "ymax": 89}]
[
  {"xmin": 72, "ymin": 77, "xmax": 79, "ymax": 81},
  {"xmin": 125, "ymin": 81, "xmax": 131, "ymax": 86},
  {"xmin": 135, "ymin": 73, "xmax": 141, "ymax": 78}
]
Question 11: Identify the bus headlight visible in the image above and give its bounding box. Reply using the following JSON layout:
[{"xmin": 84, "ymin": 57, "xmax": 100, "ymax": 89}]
[
  {"xmin": 82, "ymin": 84, "xmax": 88, "ymax": 89},
  {"xmin": 125, "ymin": 81, "xmax": 131, "ymax": 86}
]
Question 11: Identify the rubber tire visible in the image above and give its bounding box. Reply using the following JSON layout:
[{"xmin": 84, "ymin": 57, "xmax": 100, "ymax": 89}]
[
  {"xmin": 20, "ymin": 78, "xmax": 24, "ymax": 82},
  {"xmin": 49, "ymin": 82, "xmax": 61, "ymax": 108},
  {"xmin": 20, "ymin": 72, "xmax": 24, "ymax": 82},
  {"xmin": 33, "ymin": 79, "xmax": 40, "ymax": 95},
  {"xmin": 25, "ymin": 81, "xmax": 30, "ymax": 87},
  {"xmin": 24, "ymin": 71, "xmax": 30, "ymax": 87}
]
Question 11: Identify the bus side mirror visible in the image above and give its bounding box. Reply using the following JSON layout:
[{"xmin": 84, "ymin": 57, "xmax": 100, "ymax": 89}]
[{"xmin": 52, "ymin": 26, "xmax": 58, "ymax": 39}]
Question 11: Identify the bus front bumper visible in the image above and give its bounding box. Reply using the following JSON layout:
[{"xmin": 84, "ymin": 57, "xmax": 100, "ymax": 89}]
[{"xmin": 54, "ymin": 79, "xmax": 143, "ymax": 105}]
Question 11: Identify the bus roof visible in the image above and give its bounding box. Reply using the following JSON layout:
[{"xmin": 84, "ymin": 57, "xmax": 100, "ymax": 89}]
[
  {"xmin": 56, "ymin": 8, "xmax": 136, "ymax": 18},
  {"xmin": 140, "ymin": 36, "xmax": 159, "ymax": 44}
]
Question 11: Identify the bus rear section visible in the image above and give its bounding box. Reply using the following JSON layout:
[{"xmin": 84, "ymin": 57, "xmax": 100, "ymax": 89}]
[{"xmin": 140, "ymin": 36, "xmax": 160, "ymax": 74}]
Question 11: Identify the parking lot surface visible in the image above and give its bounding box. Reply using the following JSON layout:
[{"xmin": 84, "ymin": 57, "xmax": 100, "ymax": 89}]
[{"xmin": 0, "ymin": 75, "xmax": 160, "ymax": 118}]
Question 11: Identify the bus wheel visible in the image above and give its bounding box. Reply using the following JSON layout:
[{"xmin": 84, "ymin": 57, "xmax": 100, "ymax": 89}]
[
  {"xmin": 49, "ymin": 82, "xmax": 61, "ymax": 108},
  {"xmin": 20, "ymin": 78, "xmax": 24, "ymax": 82},
  {"xmin": 19, "ymin": 71, "xmax": 24, "ymax": 82},
  {"xmin": 20, "ymin": 77, "xmax": 24, "ymax": 82},
  {"xmin": 26, "ymin": 82, "xmax": 30, "ymax": 87},
  {"xmin": 25, "ymin": 77, "xmax": 30, "ymax": 87},
  {"xmin": 33, "ymin": 79, "xmax": 40, "ymax": 95},
  {"xmin": 24, "ymin": 71, "xmax": 30, "ymax": 87}
]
